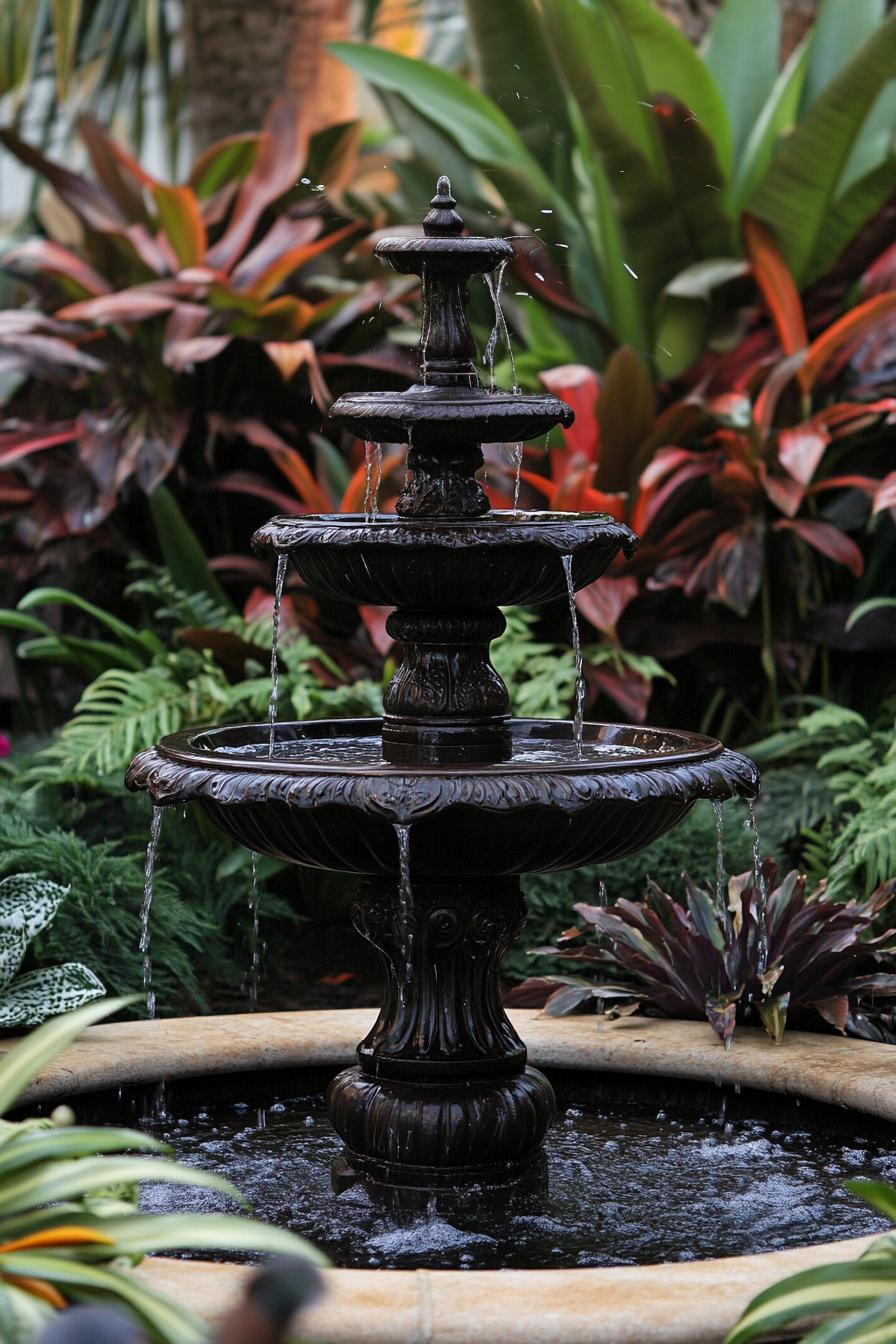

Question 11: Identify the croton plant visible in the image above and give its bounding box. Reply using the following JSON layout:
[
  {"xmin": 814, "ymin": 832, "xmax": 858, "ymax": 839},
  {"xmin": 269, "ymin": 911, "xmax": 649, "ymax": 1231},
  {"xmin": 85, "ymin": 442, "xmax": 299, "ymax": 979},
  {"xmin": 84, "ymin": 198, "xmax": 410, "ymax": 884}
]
[{"xmin": 0, "ymin": 101, "xmax": 414, "ymax": 560}]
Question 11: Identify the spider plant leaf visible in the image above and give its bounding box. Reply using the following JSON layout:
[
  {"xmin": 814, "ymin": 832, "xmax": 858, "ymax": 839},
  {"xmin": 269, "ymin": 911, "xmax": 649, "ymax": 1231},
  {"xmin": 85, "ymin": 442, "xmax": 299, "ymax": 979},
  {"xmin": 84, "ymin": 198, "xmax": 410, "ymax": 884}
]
[
  {"xmin": 0, "ymin": 1155, "xmax": 245, "ymax": 1216},
  {"xmin": 0, "ymin": 1126, "xmax": 166, "ymax": 1176},
  {"xmin": 702, "ymin": 0, "xmax": 779, "ymax": 163},
  {"xmin": 63, "ymin": 1211, "xmax": 328, "ymax": 1264},
  {"xmin": 725, "ymin": 1262, "xmax": 896, "ymax": 1344},
  {"xmin": 0, "ymin": 997, "xmax": 133, "ymax": 1116}
]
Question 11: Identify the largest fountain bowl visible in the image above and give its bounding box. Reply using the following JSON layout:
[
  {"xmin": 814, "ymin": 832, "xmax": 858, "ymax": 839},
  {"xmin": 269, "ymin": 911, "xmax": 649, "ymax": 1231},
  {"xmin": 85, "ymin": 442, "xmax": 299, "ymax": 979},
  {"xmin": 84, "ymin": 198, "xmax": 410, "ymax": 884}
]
[
  {"xmin": 126, "ymin": 719, "xmax": 759, "ymax": 878},
  {"xmin": 251, "ymin": 511, "xmax": 637, "ymax": 608}
]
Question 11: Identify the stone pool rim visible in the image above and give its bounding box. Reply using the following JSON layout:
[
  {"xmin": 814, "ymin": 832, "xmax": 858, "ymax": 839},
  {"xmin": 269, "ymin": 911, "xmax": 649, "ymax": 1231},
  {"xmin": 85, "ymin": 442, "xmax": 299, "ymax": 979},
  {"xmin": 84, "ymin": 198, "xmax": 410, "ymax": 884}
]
[{"xmin": 13, "ymin": 1008, "xmax": 894, "ymax": 1344}]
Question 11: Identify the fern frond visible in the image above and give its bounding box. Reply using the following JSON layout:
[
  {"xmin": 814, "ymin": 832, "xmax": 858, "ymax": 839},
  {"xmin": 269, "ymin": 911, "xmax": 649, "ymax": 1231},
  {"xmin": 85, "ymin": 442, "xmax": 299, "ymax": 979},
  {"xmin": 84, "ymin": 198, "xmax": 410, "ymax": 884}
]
[{"xmin": 47, "ymin": 667, "xmax": 186, "ymax": 776}]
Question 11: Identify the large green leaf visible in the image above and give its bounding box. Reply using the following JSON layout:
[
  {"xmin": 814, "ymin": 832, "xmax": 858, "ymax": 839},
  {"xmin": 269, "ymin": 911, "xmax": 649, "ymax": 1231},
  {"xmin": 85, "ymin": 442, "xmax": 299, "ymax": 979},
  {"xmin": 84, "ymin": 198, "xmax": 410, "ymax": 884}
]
[
  {"xmin": 0, "ymin": 1125, "xmax": 165, "ymax": 1177},
  {"xmin": 587, "ymin": 0, "xmax": 733, "ymax": 176},
  {"xmin": 148, "ymin": 484, "xmax": 232, "ymax": 610},
  {"xmin": 463, "ymin": 0, "xmax": 572, "ymax": 180},
  {"xmin": 702, "ymin": 0, "xmax": 780, "ymax": 161},
  {"xmin": 808, "ymin": 156, "xmax": 896, "ymax": 283},
  {"xmin": 0, "ymin": 873, "xmax": 67, "ymax": 940},
  {"xmin": 733, "ymin": 36, "xmax": 809, "ymax": 213},
  {"xmin": 841, "ymin": 80, "xmax": 896, "ymax": 191},
  {"xmin": 17, "ymin": 588, "xmax": 160, "ymax": 661},
  {"xmin": 725, "ymin": 1262, "xmax": 896, "ymax": 1344},
  {"xmin": 0, "ymin": 996, "xmax": 132, "ymax": 1116},
  {"xmin": 802, "ymin": 0, "xmax": 885, "ymax": 112},
  {"xmin": 0, "ymin": 1252, "xmax": 205, "ymax": 1344},
  {"xmin": 750, "ymin": 11, "xmax": 896, "ymax": 284},
  {"xmin": 330, "ymin": 42, "xmax": 602, "ymax": 318},
  {"xmin": 0, "ymin": 1154, "xmax": 244, "ymax": 1216},
  {"xmin": 73, "ymin": 1211, "xmax": 329, "ymax": 1264}
]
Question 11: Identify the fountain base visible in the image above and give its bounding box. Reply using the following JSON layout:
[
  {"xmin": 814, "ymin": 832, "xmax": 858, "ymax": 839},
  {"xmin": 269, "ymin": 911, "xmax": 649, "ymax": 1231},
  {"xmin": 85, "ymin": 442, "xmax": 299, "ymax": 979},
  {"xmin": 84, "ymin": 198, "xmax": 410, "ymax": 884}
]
[{"xmin": 328, "ymin": 1064, "xmax": 554, "ymax": 1204}]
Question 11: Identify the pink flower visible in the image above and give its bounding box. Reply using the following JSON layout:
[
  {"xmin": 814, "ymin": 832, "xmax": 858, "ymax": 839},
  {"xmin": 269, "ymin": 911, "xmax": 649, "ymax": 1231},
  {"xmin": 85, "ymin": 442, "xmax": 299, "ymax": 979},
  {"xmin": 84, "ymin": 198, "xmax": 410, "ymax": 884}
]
[{"xmin": 0, "ymin": 734, "xmax": 9, "ymax": 758}]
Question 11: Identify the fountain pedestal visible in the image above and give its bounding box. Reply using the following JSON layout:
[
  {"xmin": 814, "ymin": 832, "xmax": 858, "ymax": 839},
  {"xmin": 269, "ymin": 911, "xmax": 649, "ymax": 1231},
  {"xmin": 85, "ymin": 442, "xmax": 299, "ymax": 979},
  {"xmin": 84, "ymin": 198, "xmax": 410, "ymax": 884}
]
[{"xmin": 328, "ymin": 876, "xmax": 554, "ymax": 1201}]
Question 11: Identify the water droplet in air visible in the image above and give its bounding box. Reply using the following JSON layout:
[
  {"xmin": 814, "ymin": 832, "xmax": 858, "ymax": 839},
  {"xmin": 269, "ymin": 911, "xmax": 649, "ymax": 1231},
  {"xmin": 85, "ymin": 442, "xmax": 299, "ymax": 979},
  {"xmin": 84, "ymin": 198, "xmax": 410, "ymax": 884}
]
[{"xmin": 623, "ymin": 263, "xmax": 639, "ymax": 279}]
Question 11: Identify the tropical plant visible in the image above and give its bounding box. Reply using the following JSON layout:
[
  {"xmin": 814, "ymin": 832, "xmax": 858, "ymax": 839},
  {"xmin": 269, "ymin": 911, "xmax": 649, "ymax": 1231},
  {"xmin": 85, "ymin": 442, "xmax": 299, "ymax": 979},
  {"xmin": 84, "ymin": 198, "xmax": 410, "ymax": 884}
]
[
  {"xmin": 726, "ymin": 1181, "xmax": 896, "ymax": 1344},
  {"xmin": 0, "ymin": 873, "xmax": 104, "ymax": 1029},
  {"xmin": 752, "ymin": 701, "xmax": 896, "ymax": 902},
  {"xmin": 0, "ymin": 564, "xmax": 385, "ymax": 778},
  {"xmin": 0, "ymin": 102, "xmax": 406, "ymax": 564},
  {"xmin": 517, "ymin": 861, "xmax": 896, "ymax": 1046},
  {"xmin": 335, "ymin": 0, "xmax": 896, "ymax": 372},
  {"xmin": 0, "ymin": 999, "xmax": 325, "ymax": 1340}
]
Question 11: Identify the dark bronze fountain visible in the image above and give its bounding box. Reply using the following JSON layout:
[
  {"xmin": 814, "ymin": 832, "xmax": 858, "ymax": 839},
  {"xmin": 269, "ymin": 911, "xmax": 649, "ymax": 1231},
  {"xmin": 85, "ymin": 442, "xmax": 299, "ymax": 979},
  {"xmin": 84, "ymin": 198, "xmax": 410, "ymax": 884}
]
[{"xmin": 127, "ymin": 179, "xmax": 758, "ymax": 1205}]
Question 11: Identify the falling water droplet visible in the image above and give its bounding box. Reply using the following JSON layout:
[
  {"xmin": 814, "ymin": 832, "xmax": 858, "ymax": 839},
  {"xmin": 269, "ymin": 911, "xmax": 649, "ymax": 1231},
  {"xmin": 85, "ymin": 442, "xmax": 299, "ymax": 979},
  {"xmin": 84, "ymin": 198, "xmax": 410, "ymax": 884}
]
[
  {"xmin": 561, "ymin": 555, "xmax": 585, "ymax": 754},
  {"xmin": 623, "ymin": 262, "xmax": 639, "ymax": 279},
  {"xmin": 420, "ymin": 260, "xmax": 430, "ymax": 384},
  {"xmin": 268, "ymin": 554, "xmax": 287, "ymax": 756},
  {"xmin": 140, "ymin": 806, "xmax": 163, "ymax": 1019},
  {"xmin": 394, "ymin": 823, "xmax": 414, "ymax": 1010},
  {"xmin": 248, "ymin": 851, "xmax": 261, "ymax": 1012},
  {"xmin": 747, "ymin": 800, "xmax": 769, "ymax": 972},
  {"xmin": 507, "ymin": 441, "xmax": 524, "ymax": 512},
  {"xmin": 597, "ymin": 878, "xmax": 608, "ymax": 905},
  {"xmin": 713, "ymin": 800, "xmax": 725, "ymax": 908}
]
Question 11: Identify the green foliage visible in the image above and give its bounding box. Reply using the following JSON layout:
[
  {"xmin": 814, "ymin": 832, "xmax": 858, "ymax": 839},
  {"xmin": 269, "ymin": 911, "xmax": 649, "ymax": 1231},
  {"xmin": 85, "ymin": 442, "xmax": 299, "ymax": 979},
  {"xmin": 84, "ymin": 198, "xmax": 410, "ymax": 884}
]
[
  {"xmin": 334, "ymin": 0, "xmax": 896, "ymax": 361},
  {"xmin": 726, "ymin": 1181, "xmax": 896, "ymax": 1344},
  {"xmin": 0, "ymin": 873, "xmax": 104, "ymax": 1028},
  {"xmin": 0, "ymin": 791, "xmax": 288, "ymax": 1016},
  {"xmin": 507, "ymin": 800, "xmax": 756, "ymax": 980},
  {"xmin": 751, "ymin": 702, "xmax": 896, "ymax": 898},
  {"xmin": 492, "ymin": 608, "xmax": 577, "ymax": 718},
  {"xmin": 0, "ymin": 1001, "xmax": 324, "ymax": 1339}
]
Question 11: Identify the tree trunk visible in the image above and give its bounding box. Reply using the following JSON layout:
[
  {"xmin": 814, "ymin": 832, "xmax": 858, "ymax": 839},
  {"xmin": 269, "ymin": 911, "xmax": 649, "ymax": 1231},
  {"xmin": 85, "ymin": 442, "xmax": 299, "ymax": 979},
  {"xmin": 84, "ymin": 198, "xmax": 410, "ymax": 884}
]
[{"xmin": 184, "ymin": 0, "xmax": 354, "ymax": 150}]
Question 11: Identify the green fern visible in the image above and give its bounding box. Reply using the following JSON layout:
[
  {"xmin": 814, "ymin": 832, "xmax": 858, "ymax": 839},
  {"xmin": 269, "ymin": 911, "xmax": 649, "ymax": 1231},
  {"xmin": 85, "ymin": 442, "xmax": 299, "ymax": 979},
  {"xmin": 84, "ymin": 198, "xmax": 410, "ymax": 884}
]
[
  {"xmin": 125, "ymin": 560, "xmax": 237, "ymax": 633},
  {"xmin": 46, "ymin": 665, "xmax": 188, "ymax": 776}
]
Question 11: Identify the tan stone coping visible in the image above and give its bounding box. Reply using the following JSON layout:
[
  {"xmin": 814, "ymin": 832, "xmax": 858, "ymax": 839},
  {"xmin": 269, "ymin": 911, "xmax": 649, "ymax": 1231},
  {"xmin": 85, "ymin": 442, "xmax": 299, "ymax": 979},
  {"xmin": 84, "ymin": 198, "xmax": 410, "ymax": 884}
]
[{"xmin": 14, "ymin": 1009, "xmax": 896, "ymax": 1343}]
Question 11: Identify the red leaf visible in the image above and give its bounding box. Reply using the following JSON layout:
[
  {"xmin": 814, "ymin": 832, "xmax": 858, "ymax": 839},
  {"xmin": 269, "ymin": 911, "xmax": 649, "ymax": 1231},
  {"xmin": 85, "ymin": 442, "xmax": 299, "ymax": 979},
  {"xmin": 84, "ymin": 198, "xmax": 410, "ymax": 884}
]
[
  {"xmin": 873, "ymin": 471, "xmax": 896, "ymax": 515},
  {"xmin": 0, "ymin": 127, "xmax": 121, "ymax": 231},
  {"xmin": 576, "ymin": 576, "xmax": 639, "ymax": 638},
  {"xmin": 774, "ymin": 519, "xmax": 864, "ymax": 576},
  {"xmin": 5, "ymin": 240, "xmax": 111, "ymax": 298},
  {"xmin": 762, "ymin": 471, "xmax": 805, "ymax": 518},
  {"xmin": 206, "ymin": 100, "xmax": 311, "ymax": 273},
  {"xmin": 359, "ymin": 605, "xmax": 393, "ymax": 656},
  {"xmin": 743, "ymin": 214, "xmax": 808, "ymax": 362},
  {"xmin": 777, "ymin": 423, "xmax": 829, "ymax": 486},
  {"xmin": 243, "ymin": 586, "xmax": 300, "ymax": 632},
  {"xmin": 211, "ymin": 470, "xmax": 307, "ymax": 515},
  {"xmin": 0, "ymin": 424, "xmax": 76, "ymax": 466},
  {"xmin": 684, "ymin": 523, "xmax": 763, "ymax": 616},
  {"xmin": 210, "ymin": 416, "xmax": 331, "ymax": 514},
  {"xmin": 263, "ymin": 340, "xmax": 333, "ymax": 410},
  {"xmin": 539, "ymin": 365, "xmax": 600, "ymax": 463},
  {"xmin": 804, "ymin": 293, "xmax": 896, "ymax": 388},
  {"xmin": 236, "ymin": 219, "xmax": 359, "ymax": 300},
  {"xmin": 57, "ymin": 289, "xmax": 181, "ymax": 323},
  {"xmin": 589, "ymin": 661, "xmax": 652, "ymax": 722},
  {"xmin": 502, "ymin": 978, "xmax": 556, "ymax": 1009}
]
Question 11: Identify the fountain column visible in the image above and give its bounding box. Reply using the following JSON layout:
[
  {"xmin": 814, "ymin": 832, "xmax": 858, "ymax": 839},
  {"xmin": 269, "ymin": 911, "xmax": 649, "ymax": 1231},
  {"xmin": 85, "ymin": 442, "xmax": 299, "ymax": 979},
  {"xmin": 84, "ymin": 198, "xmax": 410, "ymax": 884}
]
[{"xmin": 328, "ymin": 875, "xmax": 554, "ymax": 1203}]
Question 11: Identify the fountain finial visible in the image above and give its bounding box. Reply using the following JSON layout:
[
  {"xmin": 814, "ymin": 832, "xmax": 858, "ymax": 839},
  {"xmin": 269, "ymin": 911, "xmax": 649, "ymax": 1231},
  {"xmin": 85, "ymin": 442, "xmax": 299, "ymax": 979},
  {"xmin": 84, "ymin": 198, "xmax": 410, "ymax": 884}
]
[{"xmin": 423, "ymin": 175, "xmax": 464, "ymax": 237}]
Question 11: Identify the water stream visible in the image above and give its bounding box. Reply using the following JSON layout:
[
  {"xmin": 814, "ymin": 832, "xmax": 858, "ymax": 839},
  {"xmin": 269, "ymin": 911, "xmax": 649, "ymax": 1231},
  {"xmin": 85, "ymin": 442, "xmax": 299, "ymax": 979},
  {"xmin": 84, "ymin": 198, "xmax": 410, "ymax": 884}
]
[
  {"xmin": 483, "ymin": 259, "xmax": 518, "ymax": 392},
  {"xmin": 509, "ymin": 441, "xmax": 523, "ymax": 512},
  {"xmin": 364, "ymin": 442, "xmax": 384, "ymax": 520},
  {"xmin": 267, "ymin": 555, "xmax": 288, "ymax": 756},
  {"xmin": 394, "ymin": 823, "xmax": 414, "ymax": 1011},
  {"xmin": 561, "ymin": 556, "xmax": 585, "ymax": 752},
  {"xmin": 747, "ymin": 801, "xmax": 769, "ymax": 972},
  {"xmin": 712, "ymin": 800, "xmax": 725, "ymax": 908},
  {"xmin": 139, "ymin": 806, "xmax": 163, "ymax": 1019},
  {"xmin": 248, "ymin": 852, "xmax": 261, "ymax": 1013}
]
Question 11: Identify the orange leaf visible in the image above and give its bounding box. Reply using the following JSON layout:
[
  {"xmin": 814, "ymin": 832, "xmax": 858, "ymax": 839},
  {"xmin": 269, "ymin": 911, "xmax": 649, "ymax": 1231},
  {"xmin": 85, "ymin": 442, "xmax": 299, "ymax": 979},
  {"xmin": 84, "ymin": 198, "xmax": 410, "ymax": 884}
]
[
  {"xmin": 3, "ymin": 1274, "xmax": 67, "ymax": 1308},
  {"xmin": 743, "ymin": 214, "xmax": 808, "ymax": 373},
  {"xmin": 216, "ymin": 416, "xmax": 331, "ymax": 513},
  {"xmin": 245, "ymin": 220, "xmax": 360, "ymax": 300},
  {"xmin": 153, "ymin": 184, "xmax": 207, "ymax": 268},
  {"xmin": 803, "ymin": 293, "xmax": 896, "ymax": 388},
  {"xmin": 319, "ymin": 971, "xmax": 356, "ymax": 985},
  {"xmin": 340, "ymin": 449, "xmax": 405, "ymax": 512},
  {"xmin": 0, "ymin": 1226, "xmax": 114, "ymax": 1254}
]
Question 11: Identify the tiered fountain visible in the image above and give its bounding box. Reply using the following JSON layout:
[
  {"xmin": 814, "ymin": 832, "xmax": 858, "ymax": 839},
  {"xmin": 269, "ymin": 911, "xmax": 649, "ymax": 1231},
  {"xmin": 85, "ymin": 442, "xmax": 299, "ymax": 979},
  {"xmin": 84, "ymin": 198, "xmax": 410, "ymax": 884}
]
[{"xmin": 127, "ymin": 179, "xmax": 759, "ymax": 1206}]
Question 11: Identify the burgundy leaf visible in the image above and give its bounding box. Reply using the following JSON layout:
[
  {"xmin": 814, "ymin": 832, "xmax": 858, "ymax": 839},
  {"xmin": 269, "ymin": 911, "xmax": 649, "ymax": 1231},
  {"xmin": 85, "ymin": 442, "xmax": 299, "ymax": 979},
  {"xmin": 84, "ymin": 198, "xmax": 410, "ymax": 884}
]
[{"xmin": 773, "ymin": 518, "xmax": 864, "ymax": 576}]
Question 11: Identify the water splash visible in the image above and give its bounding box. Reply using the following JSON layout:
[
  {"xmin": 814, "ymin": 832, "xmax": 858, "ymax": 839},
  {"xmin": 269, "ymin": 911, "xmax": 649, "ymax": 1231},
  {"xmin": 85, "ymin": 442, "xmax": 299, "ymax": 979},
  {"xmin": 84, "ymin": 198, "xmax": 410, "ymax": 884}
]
[
  {"xmin": 597, "ymin": 878, "xmax": 608, "ymax": 906},
  {"xmin": 713, "ymin": 800, "xmax": 725, "ymax": 908},
  {"xmin": 394, "ymin": 824, "xmax": 414, "ymax": 1010},
  {"xmin": 248, "ymin": 851, "xmax": 261, "ymax": 1012},
  {"xmin": 267, "ymin": 554, "xmax": 288, "ymax": 756},
  {"xmin": 483, "ymin": 259, "xmax": 518, "ymax": 392},
  {"xmin": 509, "ymin": 441, "xmax": 523, "ymax": 512},
  {"xmin": 140, "ymin": 806, "xmax": 163, "ymax": 1019},
  {"xmin": 747, "ymin": 801, "xmax": 769, "ymax": 972},
  {"xmin": 562, "ymin": 555, "xmax": 585, "ymax": 752},
  {"xmin": 364, "ymin": 441, "xmax": 384, "ymax": 520}
]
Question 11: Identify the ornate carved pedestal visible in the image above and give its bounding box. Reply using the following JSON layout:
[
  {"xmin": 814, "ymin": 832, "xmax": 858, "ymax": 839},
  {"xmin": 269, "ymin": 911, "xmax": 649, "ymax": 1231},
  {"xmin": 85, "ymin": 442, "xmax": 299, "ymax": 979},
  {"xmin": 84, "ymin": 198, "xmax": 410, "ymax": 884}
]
[{"xmin": 327, "ymin": 877, "xmax": 555, "ymax": 1203}]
